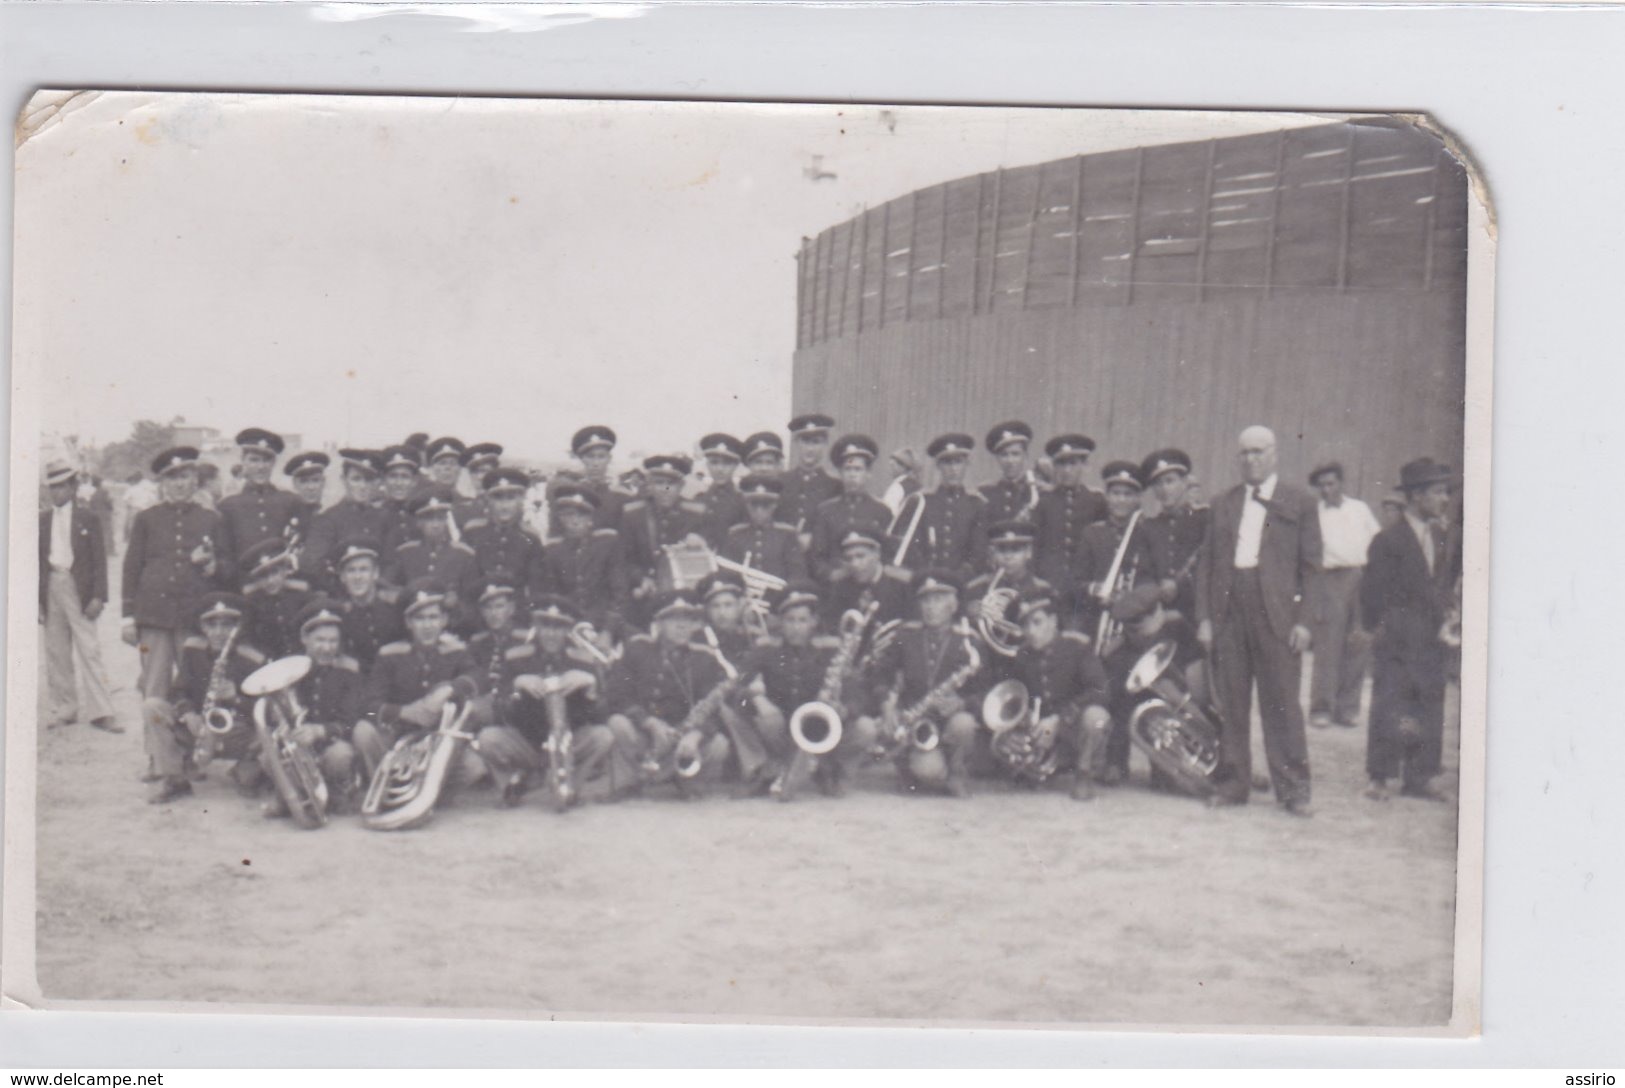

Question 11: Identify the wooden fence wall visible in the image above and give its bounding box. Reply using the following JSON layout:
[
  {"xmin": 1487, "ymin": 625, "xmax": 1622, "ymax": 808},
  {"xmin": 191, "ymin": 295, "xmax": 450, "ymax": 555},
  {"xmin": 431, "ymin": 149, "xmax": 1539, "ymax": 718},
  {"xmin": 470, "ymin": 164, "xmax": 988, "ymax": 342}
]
[{"xmin": 791, "ymin": 119, "xmax": 1469, "ymax": 500}]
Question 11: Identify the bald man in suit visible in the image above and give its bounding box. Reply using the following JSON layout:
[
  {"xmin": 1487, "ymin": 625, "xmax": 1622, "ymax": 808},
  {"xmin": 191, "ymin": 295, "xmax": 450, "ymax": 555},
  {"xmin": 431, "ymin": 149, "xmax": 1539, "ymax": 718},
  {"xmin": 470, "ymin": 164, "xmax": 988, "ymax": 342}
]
[{"xmin": 1196, "ymin": 425, "xmax": 1323, "ymax": 815}]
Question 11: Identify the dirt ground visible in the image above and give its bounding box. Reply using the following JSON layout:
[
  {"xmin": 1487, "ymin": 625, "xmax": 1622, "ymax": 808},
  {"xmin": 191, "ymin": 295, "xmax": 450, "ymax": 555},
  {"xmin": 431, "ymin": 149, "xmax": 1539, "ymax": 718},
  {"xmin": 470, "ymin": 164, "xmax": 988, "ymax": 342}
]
[{"xmin": 28, "ymin": 564, "xmax": 1462, "ymax": 1028}]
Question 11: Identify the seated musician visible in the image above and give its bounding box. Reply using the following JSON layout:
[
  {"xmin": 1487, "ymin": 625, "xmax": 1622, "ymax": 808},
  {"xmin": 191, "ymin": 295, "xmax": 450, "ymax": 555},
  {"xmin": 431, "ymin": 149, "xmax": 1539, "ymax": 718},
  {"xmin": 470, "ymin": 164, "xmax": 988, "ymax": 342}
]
[
  {"xmin": 482, "ymin": 594, "xmax": 639, "ymax": 807},
  {"xmin": 239, "ymin": 536, "xmax": 313, "ymax": 660},
  {"xmin": 334, "ymin": 539, "xmax": 405, "ymax": 672},
  {"xmin": 740, "ymin": 585, "xmax": 879, "ymax": 800},
  {"xmin": 964, "ymin": 520, "xmax": 1054, "ymax": 684},
  {"xmin": 354, "ymin": 579, "xmax": 484, "ymax": 790},
  {"xmin": 695, "ymin": 570, "xmax": 759, "ymax": 665},
  {"xmin": 1100, "ymin": 581, "xmax": 1206, "ymax": 791},
  {"xmin": 464, "ymin": 573, "xmax": 530, "ymax": 725},
  {"xmin": 859, "ymin": 570, "xmax": 984, "ymax": 798},
  {"xmin": 1004, "ymin": 593, "xmax": 1113, "ymax": 801},
  {"xmin": 605, "ymin": 590, "xmax": 735, "ymax": 796},
  {"xmin": 142, "ymin": 592, "xmax": 269, "ymax": 805},
  {"xmin": 821, "ymin": 528, "xmax": 912, "ymax": 631},
  {"xmin": 721, "ymin": 475, "xmax": 809, "ymax": 593},
  {"xmin": 261, "ymin": 599, "xmax": 368, "ymax": 816}
]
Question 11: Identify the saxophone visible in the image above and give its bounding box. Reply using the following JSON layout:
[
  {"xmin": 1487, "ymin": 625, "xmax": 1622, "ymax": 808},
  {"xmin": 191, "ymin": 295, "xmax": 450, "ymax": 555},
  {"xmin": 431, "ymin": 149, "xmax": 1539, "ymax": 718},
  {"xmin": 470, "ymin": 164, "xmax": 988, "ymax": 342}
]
[
  {"xmin": 886, "ymin": 630, "xmax": 982, "ymax": 755},
  {"xmin": 200, "ymin": 625, "xmax": 241, "ymax": 737},
  {"xmin": 775, "ymin": 602, "xmax": 876, "ymax": 799},
  {"xmin": 671, "ymin": 651, "xmax": 748, "ymax": 779}
]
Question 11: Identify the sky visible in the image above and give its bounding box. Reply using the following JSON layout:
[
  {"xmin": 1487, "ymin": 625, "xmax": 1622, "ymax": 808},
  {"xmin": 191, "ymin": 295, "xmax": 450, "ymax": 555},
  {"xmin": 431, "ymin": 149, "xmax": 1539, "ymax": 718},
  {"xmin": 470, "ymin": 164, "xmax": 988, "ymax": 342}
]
[{"xmin": 16, "ymin": 91, "xmax": 1332, "ymax": 465}]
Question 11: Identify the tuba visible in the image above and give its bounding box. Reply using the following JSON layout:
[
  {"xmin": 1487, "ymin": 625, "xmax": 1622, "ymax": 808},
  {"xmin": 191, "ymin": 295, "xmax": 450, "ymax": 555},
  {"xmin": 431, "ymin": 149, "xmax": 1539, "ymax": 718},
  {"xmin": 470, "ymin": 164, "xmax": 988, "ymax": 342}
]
[
  {"xmin": 243, "ymin": 655, "xmax": 329, "ymax": 830},
  {"xmin": 974, "ymin": 568, "xmax": 1024, "ymax": 658},
  {"xmin": 361, "ymin": 695, "xmax": 477, "ymax": 831},
  {"xmin": 981, "ymin": 679, "xmax": 1061, "ymax": 784},
  {"xmin": 1122, "ymin": 640, "xmax": 1223, "ymax": 797},
  {"xmin": 777, "ymin": 603, "xmax": 874, "ymax": 799}
]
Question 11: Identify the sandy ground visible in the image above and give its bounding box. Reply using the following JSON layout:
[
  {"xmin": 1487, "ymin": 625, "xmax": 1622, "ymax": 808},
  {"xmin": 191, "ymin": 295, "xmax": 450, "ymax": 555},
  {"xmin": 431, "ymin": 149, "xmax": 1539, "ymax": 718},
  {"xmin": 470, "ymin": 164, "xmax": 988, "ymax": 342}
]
[{"xmin": 29, "ymin": 562, "xmax": 1462, "ymax": 1028}]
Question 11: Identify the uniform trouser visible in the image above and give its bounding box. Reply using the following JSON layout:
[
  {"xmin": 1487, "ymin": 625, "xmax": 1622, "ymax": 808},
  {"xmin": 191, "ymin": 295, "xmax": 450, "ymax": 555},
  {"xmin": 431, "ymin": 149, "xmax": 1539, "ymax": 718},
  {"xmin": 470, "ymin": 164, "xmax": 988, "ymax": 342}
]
[
  {"xmin": 135, "ymin": 626, "xmax": 180, "ymax": 701},
  {"xmin": 1211, "ymin": 569, "xmax": 1311, "ymax": 805},
  {"xmin": 259, "ymin": 740, "xmax": 360, "ymax": 809},
  {"xmin": 142, "ymin": 698, "xmax": 260, "ymax": 787},
  {"xmin": 755, "ymin": 700, "xmax": 879, "ymax": 791},
  {"xmin": 44, "ymin": 570, "xmax": 115, "ymax": 724},
  {"xmin": 473, "ymin": 721, "xmax": 630, "ymax": 799},
  {"xmin": 1308, "ymin": 567, "xmax": 1370, "ymax": 723},
  {"xmin": 606, "ymin": 714, "xmax": 734, "ymax": 786},
  {"xmin": 881, "ymin": 710, "xmax": 977, "ymax": 787},
  {"xmin": 992, "ymin": 704, "xmax": 1110, "ymax": 784},
  {"xmin": 351, "ymin": 717, "xmax": 490, "ymax": 799},
  {"xmin": 1367, "ymin": 654, "xmax": 1446, "ymax": 787}
]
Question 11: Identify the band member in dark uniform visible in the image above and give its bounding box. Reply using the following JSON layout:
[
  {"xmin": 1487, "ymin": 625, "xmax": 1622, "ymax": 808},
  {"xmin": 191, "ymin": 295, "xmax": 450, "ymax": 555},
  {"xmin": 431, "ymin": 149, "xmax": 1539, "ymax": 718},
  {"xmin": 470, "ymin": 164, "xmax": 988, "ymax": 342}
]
[
  {"xmin": 1360, "ymin": 458, "xmax": 1459, "ymax": 803},
  {"xmin": 141, "ymin": 592, "xmax": 267, "ymax": 804},
  {"xmin": 284, "ymin": 450, "xmax": 330, "ymax": 529},
  {"xmin": 964, "ymin": 520, "xmax": 1054, "ymax": 685},
  {"xmin": 808, "ymin": 434, "xmax": 892, "ymax": 582},
  {"xmin": 239, "ymin": 536, "xmax": 313, "ymax": 660},
  {"xmin": 979, "ymin": 421, "xmax": 1043, "ymax": 525},
  {"xmin": 461, "ymin": 468, "xmax": 546, "ymax": 605},
  {"xmin": 479, "ymin": 594, "xmax": 635, "ymax": 806},
  {"xmin": 420, "ymin": 436, "xmax": 467, "ymax": 502},
  {"xmin": 540, "ymin": 483, "xmax": 629, "ymax": 633},
  {"xmin": 1077, "ymin": 461, "xmax": 1163, "ymax": 651},
  {"xmin": 217, "ymin": 428, "xmax": 306, "ymax": 585},
  {"xmin": 776, "ymin": 413, "xmax": 841, "ymax": 542},
  {"xmin": 301, "ymin": 449, "xmax": 388, "ymax": 591},
  {"xmin": 1141, "ymin": 448, "xmax": 1210, "ymax": 630},
  {"xmin": 378, "ymin": 444, "xmax": 425, "ymax": 556},
  {"xmin": 742, "ymin": 431, "xmax": 785, "ymax": 479},
  {"xmin": 821, "ymin": 529, "xmax": 913, "ymax": 630},
  {"xmin": 905, "ymin": 433, "xmax": 988, "ymax": 582},
  {"xmin": 266, "ymin": 600, "xmax": 368, "ymax": 815},
  {"xmin": 1031, "ymin": 434, "xmax": 1106, "ymax": 629},
  {"xmin": 550, "ymin": 425, "xmax": 628, "ymax": 535},
  {"xmin": 862, "ymin": 571, "xmax": 984, "ymax": 798},
  {"xmin": 334, "ymin": 540, "xmax": 405, "ymax": 671},
  {"xmin": 1006, "ymin": 593, "xmax": 1112, "ymax": 800},
  {"xmin": 455, "ymin": 443, "xmax": 503, "ymax": 528},
  {"xmin": 722, "ymin": 475, "xmax": 809, "ymax": 593},
  {"xmin": 620, "ymin": 454, "xmax": 709, "ymax": 609},
  {"xmin": 695, "ymin": 433, "xmax": 748, "ymax": 549},
  {"xmin": 1195, "ymin": 425, "xmax": 1322, "ymax": 816},
  {"xmin": 387, "ymin": 494, "xmax": 479, "ymax": 629},
  {"xmin": 122, "ymin": 446, "xmax": 224, "ymax": 701},
  {"xmin": 605, "ymin": 591, "xmax": 737, "ymax": 793}
]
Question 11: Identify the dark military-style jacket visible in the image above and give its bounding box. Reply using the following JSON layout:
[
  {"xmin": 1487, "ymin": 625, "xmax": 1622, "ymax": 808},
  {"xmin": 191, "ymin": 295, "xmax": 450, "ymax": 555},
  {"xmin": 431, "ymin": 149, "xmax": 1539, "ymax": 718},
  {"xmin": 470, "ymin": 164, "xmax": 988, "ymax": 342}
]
[
  {"xmin": 739, "ymin": 640, "xmax": 835, "ymax": 715},
  {"xmin": 467, "ymin": 626, "xmax": 532, "ymax": 721},
  {"xmin": 693, "ymin": 623, "xmax": 755, "ymax": 674},
  {"xmin": 1076, "ymin": 516, "xmax": 1163, "ymax": 635},
  {"xmin": 547, "ymin": 476, "xmax": 629, "ymax": 537},
  {"xmin": 808, "ymin": 490, "xmax": 894, "ymax": 581},
  {"xmin": 606, "ymin": 634, "xmax": 729, "ymax": 728},
  {"xmin": 218, "ymin": 482, "xmax": 307, "ymax": 585},
  {"xmin": 820, "ymin": 567, "xmax": 914, "ymax": 630},
  {"xmin": 170, "ymin": 634, "xmax": 269, "ymax": 721},
  {"xmin": 363, "ymin": 633, "xmax": 482, "ymax": 729},
  {"xmin": 540, "ymin": 528, "xmax": 629, "ymax": 626},
  {"xmin": 498, "ymin": 639, "xmax": 607, "ymax": 741},
  {"xmin": 776, "ymin": 464, "xmax": 842, "ymax": 534},
  {"xmin": 297, "ymin": 656, "xmax": 367, "ymax": 744},
  {"xmin": 1143, "ymin": 504, "xmax": 1211, "ymax": 619},
  {"xmin": 903, "ymin": 486, "xmax": 988, "ymax": 580},
  {"xmin": 461, "ymin": 516, "xmax": 546, "ymax": 598},
  {"xmin": 695, "ymin": 481, "xmax": 748, "ymax": 551},
  {"xmin": 963, "ymin": 567, "xmax": 1055, "ymax": 684},
  {"xmin": 866, "ymin": 620, "xmax": 984, "ymax": 712},
  {"xmin": 303, "ymin": 499, "xmax": 390, "ymax": 589},
  {"xmin": 386, "ymin": 538, "xmax": 479, "ymax": 601},
  {"xmin": 1031, "ymin": 484, "xmax": 1106, "ymax": 597},
  {"xmin": 379, "ymin": 497, "xmax": 419, "ymax": 558},
  {"xmin": 1013, "ymin": 631, "xmax": 1109, "ymax": 722},
  {"xmin": 979, "ymin": 475, "xmax": 1045, "ymax": 527},
  {"xmin": 338, "ymin": 591, "xmax": 406, "ymax": 671},
  {"xmin": 244, "ymin": 582, "xmax": 315, "ymax": 661},
  {"xmin": 619, "ymin": 497, "xmax": 709, "ymax": 581},
  {"xmin": 720, "ymin": 520, "xmax": 809, "ymax": 589},
  {"xmin": 122, "ymin": 500, "xmax": 225, "ymax": 629}
]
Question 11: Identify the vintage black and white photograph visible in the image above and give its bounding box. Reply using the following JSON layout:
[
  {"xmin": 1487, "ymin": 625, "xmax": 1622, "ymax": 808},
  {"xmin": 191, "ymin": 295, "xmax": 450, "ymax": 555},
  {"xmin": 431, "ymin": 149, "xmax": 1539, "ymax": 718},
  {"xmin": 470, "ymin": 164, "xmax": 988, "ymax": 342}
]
[{"xmin": 7, "ymin": 91, "xmax": 1486, "ymax": 1030}]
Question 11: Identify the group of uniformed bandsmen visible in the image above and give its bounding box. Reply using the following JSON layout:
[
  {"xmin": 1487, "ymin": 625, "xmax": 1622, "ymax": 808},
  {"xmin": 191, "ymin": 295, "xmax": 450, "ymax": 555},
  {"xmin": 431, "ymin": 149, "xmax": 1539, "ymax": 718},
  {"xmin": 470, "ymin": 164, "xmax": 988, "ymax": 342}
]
[{"xmin": 116, "ymin": 412, "xmax": 1457, "ymax": 820}]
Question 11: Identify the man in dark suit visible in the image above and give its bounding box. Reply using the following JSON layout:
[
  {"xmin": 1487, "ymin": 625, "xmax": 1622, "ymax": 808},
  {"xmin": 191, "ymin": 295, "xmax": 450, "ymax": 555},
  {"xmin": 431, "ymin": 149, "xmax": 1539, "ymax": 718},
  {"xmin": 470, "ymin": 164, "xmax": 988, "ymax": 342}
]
[
  {"xmin": 41, "ymin": 460, "xmax": 119, "ymax": 732},
  {"xmin": 1360, "ymin": 458, "xmax": 1460, "ymax": 802},
  {"xmin": 1196, "ymin": 425, "xmax": 1322, "ymax": 815}
]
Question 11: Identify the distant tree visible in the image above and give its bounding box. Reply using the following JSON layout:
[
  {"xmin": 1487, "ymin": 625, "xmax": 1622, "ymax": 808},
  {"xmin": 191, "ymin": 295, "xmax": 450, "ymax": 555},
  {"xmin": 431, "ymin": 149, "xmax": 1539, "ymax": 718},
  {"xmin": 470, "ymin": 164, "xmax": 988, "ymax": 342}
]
[{"xmin": 96, "ymin": 419, "xmax": 179, "ymax": 483}]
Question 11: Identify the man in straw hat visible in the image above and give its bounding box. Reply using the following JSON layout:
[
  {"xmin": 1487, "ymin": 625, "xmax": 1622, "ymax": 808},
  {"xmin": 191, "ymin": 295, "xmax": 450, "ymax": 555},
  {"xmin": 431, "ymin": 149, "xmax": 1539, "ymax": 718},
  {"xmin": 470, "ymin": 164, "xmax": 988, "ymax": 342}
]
[{"xmin": 40, "ymin": 459, "xmax": 118, "ymax": 733}]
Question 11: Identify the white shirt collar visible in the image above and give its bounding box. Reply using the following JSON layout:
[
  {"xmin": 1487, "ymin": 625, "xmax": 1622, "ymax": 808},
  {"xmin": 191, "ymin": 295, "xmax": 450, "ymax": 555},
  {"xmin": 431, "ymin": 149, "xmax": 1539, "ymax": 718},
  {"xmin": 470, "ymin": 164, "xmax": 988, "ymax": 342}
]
[{"xmin": 1252, "ymin": 473, "xmax": 1279, "ymax": 500}]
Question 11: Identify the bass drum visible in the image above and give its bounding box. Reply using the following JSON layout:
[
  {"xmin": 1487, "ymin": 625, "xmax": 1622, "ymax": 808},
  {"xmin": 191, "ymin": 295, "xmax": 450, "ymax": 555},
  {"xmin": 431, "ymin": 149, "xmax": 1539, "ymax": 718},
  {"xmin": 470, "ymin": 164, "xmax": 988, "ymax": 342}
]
[{"xmin": 1127, "ymin": 698, "xmax": 1222, "ymax": 798}]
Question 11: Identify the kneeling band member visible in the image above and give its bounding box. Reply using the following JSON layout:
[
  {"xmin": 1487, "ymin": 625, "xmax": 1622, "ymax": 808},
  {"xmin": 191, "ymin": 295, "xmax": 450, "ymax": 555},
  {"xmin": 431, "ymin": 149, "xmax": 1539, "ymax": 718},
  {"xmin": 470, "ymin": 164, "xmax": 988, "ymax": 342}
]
[
  {"xmin": 861, "ymin": 570, "xmax": 984, "ymax": 798},
  {"xmin": 1007, "ymin": 593, "xmax": 1112, "ymax": 800},
  {"xmin": 355, "ymin": 579, "xmax": 485, "ymax": 790},
  {"xmin": 484, "ymin": 594, "xmax": 638, "ymax": 806},
  {"xmin": 605, "ymin": 590, "xmax": 738, "ymax": 793},
  {"xmin": 142, "ymin": 592, "xmax": 269, "ymax": 805},
  {"xmin": 742, "ymin": 585, "xmax": 879, "ymax": 800},
  {"xmin": 262, "ymin": 600, "xmax": 368, "ymax": 816}
]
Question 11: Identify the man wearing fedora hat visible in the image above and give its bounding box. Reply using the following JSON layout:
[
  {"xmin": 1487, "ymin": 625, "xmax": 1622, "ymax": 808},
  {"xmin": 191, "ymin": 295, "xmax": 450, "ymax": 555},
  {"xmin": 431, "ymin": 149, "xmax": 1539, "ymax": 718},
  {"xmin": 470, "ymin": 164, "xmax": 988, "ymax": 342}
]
[
  {"xmin": 1360, "ymin": 458, "xmax": 1460, "ymax": 802},
  {"xmin": 122, "ymin": 446, "xmax": 225, "ymax": 702},
  {"xmin": 40, "ymin": 459, "xmax": 118, "ymax": 733}
]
